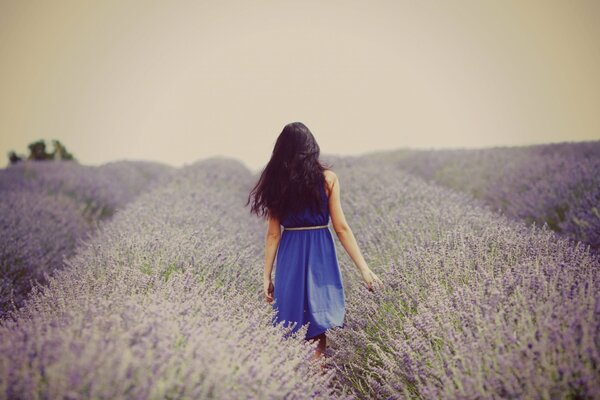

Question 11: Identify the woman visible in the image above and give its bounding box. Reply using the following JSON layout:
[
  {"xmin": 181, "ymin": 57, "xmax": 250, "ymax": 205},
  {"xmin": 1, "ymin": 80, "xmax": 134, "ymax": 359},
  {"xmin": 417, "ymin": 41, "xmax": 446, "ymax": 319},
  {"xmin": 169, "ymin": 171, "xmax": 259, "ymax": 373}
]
[{"xmin": 246, "ymin": 122, "xmax": 384, "ymax": 368}]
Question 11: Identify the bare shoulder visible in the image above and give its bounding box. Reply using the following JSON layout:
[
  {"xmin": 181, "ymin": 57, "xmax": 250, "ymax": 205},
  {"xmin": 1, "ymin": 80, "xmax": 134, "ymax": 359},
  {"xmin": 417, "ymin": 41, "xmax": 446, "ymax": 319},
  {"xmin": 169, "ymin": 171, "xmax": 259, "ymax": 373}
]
[{"xmin": 323, "ymin": 169, "xmax": 338, "ymax": 196}]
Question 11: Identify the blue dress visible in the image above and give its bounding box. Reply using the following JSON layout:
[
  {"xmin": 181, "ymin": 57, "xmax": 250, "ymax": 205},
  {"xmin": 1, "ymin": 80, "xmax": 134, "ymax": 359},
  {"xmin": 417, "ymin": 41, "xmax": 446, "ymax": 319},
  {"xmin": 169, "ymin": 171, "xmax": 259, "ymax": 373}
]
[{"xmin": 271, "ymin": 181, "xmax": 346, "ymax": 340}]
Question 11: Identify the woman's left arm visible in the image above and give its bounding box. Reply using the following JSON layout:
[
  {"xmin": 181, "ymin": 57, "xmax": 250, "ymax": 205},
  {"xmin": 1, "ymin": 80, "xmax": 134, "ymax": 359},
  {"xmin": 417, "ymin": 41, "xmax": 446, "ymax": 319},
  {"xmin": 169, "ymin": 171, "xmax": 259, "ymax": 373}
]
[{"xmin": 264, "ymin": 214, "xmax": 281, "ymax": 281}]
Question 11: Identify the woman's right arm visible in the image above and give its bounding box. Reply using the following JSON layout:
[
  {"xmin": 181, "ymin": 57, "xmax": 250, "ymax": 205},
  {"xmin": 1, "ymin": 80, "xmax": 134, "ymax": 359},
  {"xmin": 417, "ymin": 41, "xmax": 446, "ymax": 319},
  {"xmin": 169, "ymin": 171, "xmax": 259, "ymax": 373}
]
[{"xmin": 326, "ymin": 170, "xmax": 383, "ymax": 290}]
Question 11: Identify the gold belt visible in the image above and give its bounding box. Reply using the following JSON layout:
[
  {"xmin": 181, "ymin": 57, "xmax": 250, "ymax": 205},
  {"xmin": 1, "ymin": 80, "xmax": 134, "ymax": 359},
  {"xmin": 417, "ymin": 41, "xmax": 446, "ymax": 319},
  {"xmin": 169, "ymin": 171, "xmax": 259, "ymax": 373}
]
[{"xmin": 284, "ymin": 224, "xmax": 329, "ymax": 231}]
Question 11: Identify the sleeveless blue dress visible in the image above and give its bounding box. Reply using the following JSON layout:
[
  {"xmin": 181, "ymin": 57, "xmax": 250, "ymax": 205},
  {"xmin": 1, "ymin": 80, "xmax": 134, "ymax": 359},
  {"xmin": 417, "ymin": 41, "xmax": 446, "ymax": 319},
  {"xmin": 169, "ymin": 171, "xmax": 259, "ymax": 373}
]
[{"xmin": 271, "ymin": 181, "xmax": 346, "ymax": 340}]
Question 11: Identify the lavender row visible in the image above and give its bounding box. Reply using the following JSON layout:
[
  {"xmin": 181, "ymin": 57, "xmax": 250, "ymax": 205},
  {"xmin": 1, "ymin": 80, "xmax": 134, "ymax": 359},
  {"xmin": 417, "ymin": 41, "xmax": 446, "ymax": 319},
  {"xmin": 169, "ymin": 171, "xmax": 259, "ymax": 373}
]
[
  {"xmin": 366, "ymin": 141, "xmax": 600, "ymax": 251},
  {"xmin": 0, "ymin": 160, "xmax": 176, "ymax": 218},
  {"xmin": 0, "ymin": 160, "xmax": 175, "ymax": 320},
  {"xmin": 0, "ymin": 190, "xmax": 92, "ymax": 319}
]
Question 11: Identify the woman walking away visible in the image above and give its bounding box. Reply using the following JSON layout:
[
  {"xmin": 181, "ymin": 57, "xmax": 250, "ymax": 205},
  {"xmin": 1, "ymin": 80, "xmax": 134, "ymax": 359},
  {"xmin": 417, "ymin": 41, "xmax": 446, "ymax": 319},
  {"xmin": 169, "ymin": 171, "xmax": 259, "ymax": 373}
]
[{"xmin": 246, "ymin": 122, "xmax": 384, "ymax": 371}]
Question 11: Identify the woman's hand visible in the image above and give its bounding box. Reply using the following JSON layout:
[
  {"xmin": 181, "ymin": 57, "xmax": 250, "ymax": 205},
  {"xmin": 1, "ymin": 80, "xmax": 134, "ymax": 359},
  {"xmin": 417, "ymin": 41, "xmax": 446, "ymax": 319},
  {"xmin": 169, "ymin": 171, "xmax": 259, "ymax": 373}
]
[
  {"xmin": 360, "ymin": 267, "xmax": 384, "ymax": 292},
  {"xmin": 264, "ymin": 277, "xmax": 274, "ymax": 304}
]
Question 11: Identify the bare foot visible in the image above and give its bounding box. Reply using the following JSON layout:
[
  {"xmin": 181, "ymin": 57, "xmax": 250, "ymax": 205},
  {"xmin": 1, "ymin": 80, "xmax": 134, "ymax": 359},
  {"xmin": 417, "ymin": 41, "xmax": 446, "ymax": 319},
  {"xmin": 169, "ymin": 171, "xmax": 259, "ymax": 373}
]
[{"xmin": 309, "ymin": 351, "xmax": 330, "ymax": 375}]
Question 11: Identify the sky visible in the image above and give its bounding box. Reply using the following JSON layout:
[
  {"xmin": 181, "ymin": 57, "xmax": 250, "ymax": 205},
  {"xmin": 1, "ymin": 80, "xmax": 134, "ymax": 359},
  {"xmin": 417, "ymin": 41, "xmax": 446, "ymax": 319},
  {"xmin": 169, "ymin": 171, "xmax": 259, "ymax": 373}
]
[{"xmin": 1, "ymin": 0, "xmax": 599, "ymax": 174}]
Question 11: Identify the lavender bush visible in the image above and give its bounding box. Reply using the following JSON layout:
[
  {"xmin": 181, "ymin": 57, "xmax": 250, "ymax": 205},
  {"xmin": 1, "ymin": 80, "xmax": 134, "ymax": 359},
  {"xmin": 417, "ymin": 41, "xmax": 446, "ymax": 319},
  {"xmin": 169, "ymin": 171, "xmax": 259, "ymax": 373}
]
[
  {"xmin": 0, "ymin": 160, "xmax": 176, "ymax": 219},
  {"xmin": 0, "ymin": 160, "xmax": 175, "ymax": 319},
  {"xmin": 368, "ymin": 141, "xmax": 600, "ymax": 251},
  {"xmin": 0, "ymin": 190, "xmax": 90, "ymax": 319}
]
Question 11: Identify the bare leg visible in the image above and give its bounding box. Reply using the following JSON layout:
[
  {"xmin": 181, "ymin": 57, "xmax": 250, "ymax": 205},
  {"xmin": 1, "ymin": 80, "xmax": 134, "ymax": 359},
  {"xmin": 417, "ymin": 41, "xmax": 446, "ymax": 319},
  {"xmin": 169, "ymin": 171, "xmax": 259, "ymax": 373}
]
[{"xmin": 306, "ymin": 332, "xmax": 327, "ymax": 372}]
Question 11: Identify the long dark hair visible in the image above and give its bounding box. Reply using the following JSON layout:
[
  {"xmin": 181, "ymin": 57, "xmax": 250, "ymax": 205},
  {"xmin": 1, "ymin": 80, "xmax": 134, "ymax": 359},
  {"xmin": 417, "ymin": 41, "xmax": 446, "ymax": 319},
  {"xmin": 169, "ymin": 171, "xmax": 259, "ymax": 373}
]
[{"xmin": 246, "ymin": 122, "xmax": 332, "ymax": 221}]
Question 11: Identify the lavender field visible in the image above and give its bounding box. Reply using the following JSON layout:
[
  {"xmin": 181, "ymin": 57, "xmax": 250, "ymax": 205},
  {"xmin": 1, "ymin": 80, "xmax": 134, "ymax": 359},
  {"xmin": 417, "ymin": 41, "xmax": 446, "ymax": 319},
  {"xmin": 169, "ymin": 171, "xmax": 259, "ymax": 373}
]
[{"xmin": 0, "ymin": 147, "xmax": 599, "ymax": 399}]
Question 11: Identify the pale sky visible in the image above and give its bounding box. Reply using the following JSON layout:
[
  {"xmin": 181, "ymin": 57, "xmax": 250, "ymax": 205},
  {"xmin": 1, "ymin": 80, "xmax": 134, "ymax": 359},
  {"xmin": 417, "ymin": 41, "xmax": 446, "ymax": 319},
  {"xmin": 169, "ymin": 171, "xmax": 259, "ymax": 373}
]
[{"xmin": 1, "ymin": 0, "xmax": 599, "ymax": 174}]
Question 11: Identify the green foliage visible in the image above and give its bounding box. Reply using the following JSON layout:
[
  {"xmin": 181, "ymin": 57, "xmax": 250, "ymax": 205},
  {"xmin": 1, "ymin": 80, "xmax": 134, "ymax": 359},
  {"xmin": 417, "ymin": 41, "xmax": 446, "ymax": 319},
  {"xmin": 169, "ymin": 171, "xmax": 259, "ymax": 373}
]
[{"xmin": 7, "ymin": 139, "xmax": 76, "ymax": 164}]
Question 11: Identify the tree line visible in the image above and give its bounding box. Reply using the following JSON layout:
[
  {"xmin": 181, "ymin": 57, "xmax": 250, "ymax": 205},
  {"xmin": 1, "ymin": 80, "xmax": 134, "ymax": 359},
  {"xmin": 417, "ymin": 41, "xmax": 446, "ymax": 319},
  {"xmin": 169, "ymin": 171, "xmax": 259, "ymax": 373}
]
[{"xmin": 8, "ymin": 139, "xmax": 76, "ymax": 164}]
